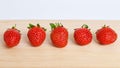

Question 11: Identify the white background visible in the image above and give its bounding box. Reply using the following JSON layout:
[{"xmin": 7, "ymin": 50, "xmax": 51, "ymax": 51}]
[{"xmin": 0, "ymin": 0, "xmax": 120, "ymax": 20}]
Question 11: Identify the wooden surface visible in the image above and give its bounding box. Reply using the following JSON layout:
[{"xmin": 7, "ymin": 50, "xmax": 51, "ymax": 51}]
[{"xmin": 0, "ymin": 20, "xmax": 120, "ymax": 68}]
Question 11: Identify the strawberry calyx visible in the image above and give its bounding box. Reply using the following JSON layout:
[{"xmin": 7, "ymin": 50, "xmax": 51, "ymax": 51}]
[
  {"xmin": 82, "ymin": 24, "xmax": 88, "ymax": 28},
  {"xmin": 102, "ymin": 25, "xmax": 109, "ymax": 28},
  {"xmin": 12, "ymin": 24, "xmax": 16, "ymax": 29},
  {"xmin": 28, "ymin": 23, "xmax": 46, "ymax": 31},
  {"xmin": 11, "ymin": 24, "xmax": 20, "ymax": 32},
  {"xmin": 96, "ymin": 25, "xmax": 109, "ymax": 34},
  {"xmin": 74, "ymin": 24, "xmax": 90, "ymax": 30},
  {"xmin": 28, "ymin": 23, "xmax": 36, "ymax": 29},
  {"xmin": 50, "ymin": 23, "xmax": 63, "ymax": 30},
  {"xmin": 82, "ymin": 24, "xmax": 91, "ymax": 30}
]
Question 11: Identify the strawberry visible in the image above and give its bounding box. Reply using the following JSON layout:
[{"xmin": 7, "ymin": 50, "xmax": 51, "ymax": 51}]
[
  {"xmin": 96, "ymin": 25, "xmax": 117, "ymax": 45},
  {"xmin": 50, "ymin": 23, "xmax": 68, "ymax": 48},
  {"xmin": 74, "ymin": 24, "xmax": 92, "ymax": 46},
  {"xmin": 4, "ymin": 25, "xmax": 21, "ymax": 48},
  {"xmin": 27, "ymin": 24, "xmax": 46, "ymax": 47}
]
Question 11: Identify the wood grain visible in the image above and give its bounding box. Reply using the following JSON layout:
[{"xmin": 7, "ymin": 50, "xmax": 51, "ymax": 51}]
[{"xmin": 0, "ymin": 20, "xmax": 120, "ymax": 68}]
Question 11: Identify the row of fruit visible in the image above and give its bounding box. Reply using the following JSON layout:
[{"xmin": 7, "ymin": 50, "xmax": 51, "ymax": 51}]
[{"xmin": 3, "ymin": 23, "xmax": 117, "ymax": 48}]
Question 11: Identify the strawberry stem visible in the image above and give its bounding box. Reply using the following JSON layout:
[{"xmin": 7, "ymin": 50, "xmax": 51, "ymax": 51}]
[{"xmin": 82, "ymin": 24, "xmax": 88, "ymax": 28}]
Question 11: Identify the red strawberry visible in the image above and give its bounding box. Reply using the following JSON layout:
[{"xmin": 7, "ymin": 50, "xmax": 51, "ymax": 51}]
[
  {"xmin": 96, "ymin": 25, "xmax": 117, "ymax": 45},
  {"xmin": 50, "ymin": 23, "xmax": 68, "ymax": 48},
  {"xmin": 74, "ymin": 24, "xmax": 92, "ymax": 46},
  {"xmin": 4, "ymin": 25, "xmax": 21, "ymax": 48},
  {"xmin": 27, "ymin": 24, "xmax": 46, "ymax": 47}
]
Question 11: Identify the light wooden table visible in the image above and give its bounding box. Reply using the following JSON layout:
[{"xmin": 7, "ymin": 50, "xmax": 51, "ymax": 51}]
[{"xmin": 0, "ymin": 20, "xmax": 120, "ymax": 68}]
